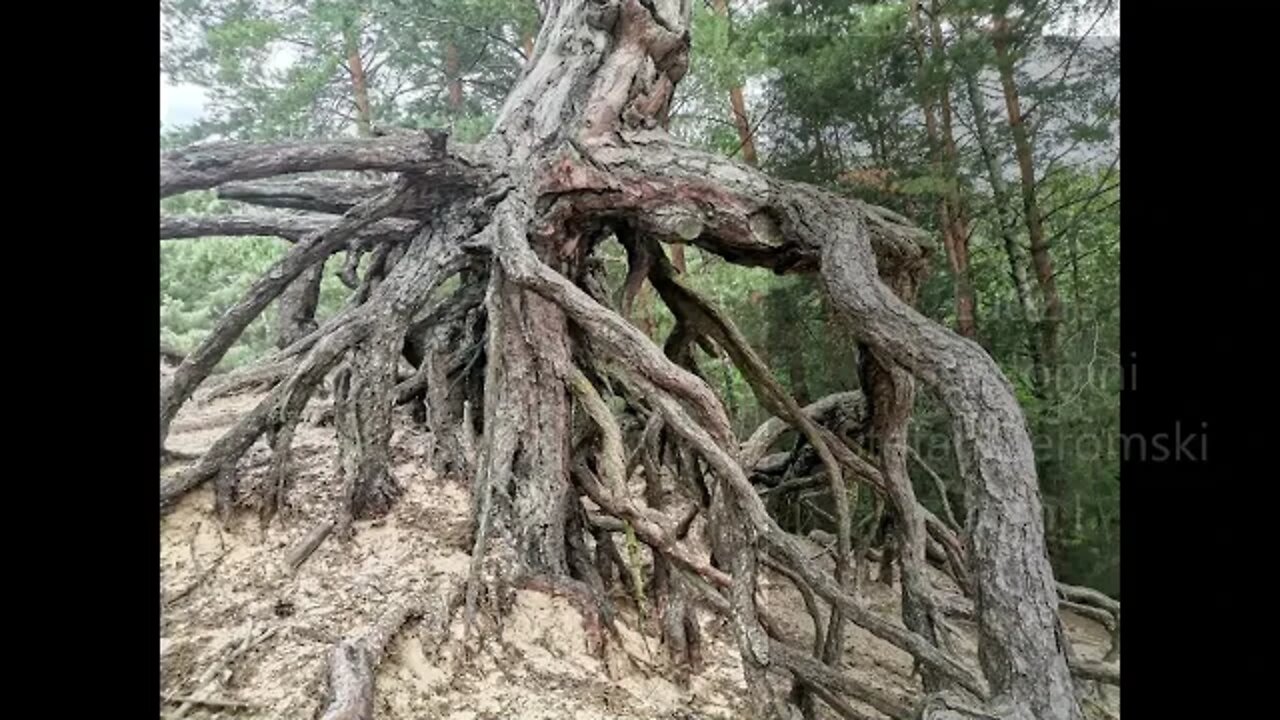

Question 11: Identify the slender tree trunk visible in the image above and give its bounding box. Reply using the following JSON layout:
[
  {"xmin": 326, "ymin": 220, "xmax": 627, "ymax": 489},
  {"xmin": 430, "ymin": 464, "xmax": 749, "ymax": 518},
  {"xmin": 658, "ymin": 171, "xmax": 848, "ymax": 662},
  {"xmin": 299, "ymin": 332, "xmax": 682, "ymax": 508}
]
[
  {"xmin": 275, "ymin": 25, "xmax": 374, "ymax": 351},
  {"xmin": 522, "ymin": 32, "xmax": 535, "ymax": 66},
  {"xmin": 992, "ymin": 14, "xmax": 1061, "ymax": 382},
  {"xmin": 908, "ymin": 1, "xmax": 977, "ymax": 340},
  {"xmin": 992, "ymin": 12, "xmax": 1067, "ymax": 546},
  {"xmin": 346, "ymin": 29, "xmax": 373, "ymax": 137},
  {"xmin": 928, "ymin": 3, "xmax": 978, "ymax": 341},
  {"xmin": 446, "ymin": 42, "xmax": 464, "ymax": 112},
  {"xmin": 712, "ymin": 0, "xmax": 759, "ymax": 167},
  {"xmin": 963, "ymin": 62, "xmax": 1045, "ymax": 389}
]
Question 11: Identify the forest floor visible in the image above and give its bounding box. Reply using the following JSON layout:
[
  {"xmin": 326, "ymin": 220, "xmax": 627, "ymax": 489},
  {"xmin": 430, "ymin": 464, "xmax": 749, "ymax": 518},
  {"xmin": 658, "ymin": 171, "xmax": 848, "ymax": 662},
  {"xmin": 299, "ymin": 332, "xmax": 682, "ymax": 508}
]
[{"xmin": 159, "ymin": 361, "xmax": 1121, "ymax": 720}]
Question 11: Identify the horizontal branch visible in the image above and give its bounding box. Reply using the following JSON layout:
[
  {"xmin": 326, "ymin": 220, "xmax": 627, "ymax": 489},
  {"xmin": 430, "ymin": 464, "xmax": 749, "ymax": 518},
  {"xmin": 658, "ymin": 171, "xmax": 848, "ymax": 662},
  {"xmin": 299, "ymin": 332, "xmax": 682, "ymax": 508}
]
[
  {"xmin": 1068, "ymin": 659, "xmax": 1120, "ymax": 686},
  {"xmin": 217, "ymin": 176, "xmax": 389, "ymax": 215},
  {"xmin": 160, "ymin": 130, "xmax": 476, "ymax": 197},
  {"xmin": 1057, "ymin": 583, "xmax": 1120, "ymax": 615},
  {"xmin": 160, "ymin": 212, "xmax": 417, "ymax": 244}
]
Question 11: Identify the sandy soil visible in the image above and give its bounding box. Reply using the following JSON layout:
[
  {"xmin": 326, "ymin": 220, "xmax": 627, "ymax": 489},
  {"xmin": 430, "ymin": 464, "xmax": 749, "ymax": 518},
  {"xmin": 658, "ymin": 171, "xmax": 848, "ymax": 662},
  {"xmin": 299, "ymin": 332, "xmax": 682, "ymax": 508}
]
[{"xmin": 159, "ymin": 375, "xmax": 1120, "ymax": 719}]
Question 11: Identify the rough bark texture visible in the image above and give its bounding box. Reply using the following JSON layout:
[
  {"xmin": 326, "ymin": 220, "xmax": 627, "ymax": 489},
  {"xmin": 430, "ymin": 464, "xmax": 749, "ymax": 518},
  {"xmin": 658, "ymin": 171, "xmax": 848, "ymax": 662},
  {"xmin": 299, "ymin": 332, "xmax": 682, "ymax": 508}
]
[
  {"xmin": 275, "ymin": 265, "xmax": 324, "ymax": 350},
  {"xmin": 713, "ymin": 0, "xmax": 758, "ymax": 167},
  {"xmin": 991, "ymin": 11, "xmax": 1068, "ymax": 549},
  {"xmin": 992, "ymin": 16, "xmax": 1061, "ymax": 370},
  {"xmin": 908, "ymin": 0, "xmax": 976, "ymax": 340},
  {"xmin": 962, "ymin": 55, "xmax": 1043, "ymax": 388},
  {"xmin": 160, "ymin": 211, "xmax": 416, "ymax": 244},
  {"xmin": 820, "ymin": 230, "xmax": 1079, "ymax": 720},
  {"xmin": 159, "ymin": 3, "xmax": 1088, "ymax": 718},
  {"xmin": 346, "ymin": 27, "xmax": 374, "ymax": 138},
  {"xmin": 160, "ymin": 132, "xmax": 464, "ymax": 197}
]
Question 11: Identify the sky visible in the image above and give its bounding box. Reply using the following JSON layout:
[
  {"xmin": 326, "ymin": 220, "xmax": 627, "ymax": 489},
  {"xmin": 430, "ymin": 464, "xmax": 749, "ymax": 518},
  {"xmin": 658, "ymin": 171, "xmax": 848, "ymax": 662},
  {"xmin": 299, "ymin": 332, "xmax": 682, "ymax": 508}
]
[{"xmin": 161, "ymin": 74, "xmax": 208, "ymax": 128}]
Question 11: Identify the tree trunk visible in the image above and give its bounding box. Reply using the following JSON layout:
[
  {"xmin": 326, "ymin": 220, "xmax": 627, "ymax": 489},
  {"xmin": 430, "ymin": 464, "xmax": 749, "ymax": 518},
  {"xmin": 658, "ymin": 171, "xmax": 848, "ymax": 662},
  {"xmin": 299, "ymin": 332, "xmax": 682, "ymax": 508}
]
[
  {"xmin": 927, "ymin": 3, "xmax": 978, "ymax": 342},
  {"xmin": 908, "ymin": 1, "xmax": 977, "ymax": 340},
  {"xmin": 962, "ymin": 59, "xmax": 1045, "ymax": 389},
  {"xmin": 992, "ymin": 14, "xmax": 1061, "ymax": 382},
  {"xmin": 273, "ymin": 26, "xmax": 374, "ymax": 350},
  {"xmin": 346, "ymin": 28, "xmax": 373, "ymax": 137},
  {"xmin": 521, "ymin": 32, "xmax": 535, "ymax": 66},
  {"xmin": 711, "ymin": 0, "xmax": 759, "ymax": 167},
  {"xmin": 446, "ymin": 42, "xmax": 463, "ymax": 112},
  {"xmin": 476, "ymin": 267, "xmax": 574, "ymax": 574},
  {"xmin": 992, "ymin": 12, "xmax": 1067, "ymax": 547}
]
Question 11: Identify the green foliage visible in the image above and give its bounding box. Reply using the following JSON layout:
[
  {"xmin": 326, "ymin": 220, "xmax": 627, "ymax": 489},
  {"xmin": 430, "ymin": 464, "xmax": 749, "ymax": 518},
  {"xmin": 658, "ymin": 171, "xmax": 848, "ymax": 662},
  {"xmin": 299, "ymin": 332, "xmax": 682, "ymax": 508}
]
[{"xmin": 160, "ymin": 236, "xmax": 351, "ymax": 371}]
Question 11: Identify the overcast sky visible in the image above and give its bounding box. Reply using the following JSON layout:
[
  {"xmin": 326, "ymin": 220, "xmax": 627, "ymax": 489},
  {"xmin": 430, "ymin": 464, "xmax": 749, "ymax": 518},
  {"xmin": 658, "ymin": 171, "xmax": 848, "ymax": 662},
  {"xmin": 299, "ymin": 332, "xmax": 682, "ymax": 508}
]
[{"xmin": 160, "ymin": 6, "xmax": 1118, "ymax": 130}]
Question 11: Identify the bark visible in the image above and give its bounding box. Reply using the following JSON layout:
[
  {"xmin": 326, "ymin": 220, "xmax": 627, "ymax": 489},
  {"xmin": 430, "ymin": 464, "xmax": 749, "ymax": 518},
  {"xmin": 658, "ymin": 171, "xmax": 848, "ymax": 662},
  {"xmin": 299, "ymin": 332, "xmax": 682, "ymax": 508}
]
[
  {"xmin": 160, "ymin": 211, "xmax": 415, "ymax": 244},
  {"xmin": 158, "ymin": 4, "xmax": 1087, "ymax": 718},
  {"xmin": 521, "ymin": 32, "xmax": 535, "ymax": 65},
  {"xmin": 333, "ymin": 210, "xmax": 472, "ymax": 523},
  {"xmin": 298, "ymin": 23, "xmax": 374, "ymax": 354},
  {"xmin": 285, "ymin": 521, "xmax": 335, "ymax": 572},
  {"xmin": 275, "ymin": 265, "xmax": 324, "ymax": 350},
  {"xmin": 860, "ymin": 253, "xmax": 949, "ymax": 690},
  {"xmin": 345, "ymin": 28, "xmax": 374, "ymax": 137},
  {"xmin": 927, "ymin": 2, "xmax": 978, "ymax": 340},
  {"xmin": 908, "ymin": 1, "xmax": 976, "ymax": 340},
  {"xmin": 445, "ymin": 42, "xmax": 464, "ymax": 112},
  {"xmin": 727, "ymin": 85, "xmax": 759, "ymax": 166},
  {"xmin": 160, "ymin": 131, "xmax": 460, "ymax": 197},
  {"xmin": 992, "ymin": 10, "xmax": 1068, "ymax": 546},
  {"xmin": 320, "ymin": 583, "xmax": 460, "ymax": 720},
  {"xmin": 217, "ymin": 175, "xmax": 481, "ymax": 220},
  {"xmin": 962, "ymin": 58, "xmax": 1043, "ymax": 387},
  {"xmin": 820, "ymin": 229, "xmax": 1079, "ymax": 719},
  {"xmin": 479, "ymin": 266, "xmax": 574, "ymax": 573},
  {"xmin": 160, "ymin": 314, "xmax": 373, "ymax": 511},
  {"xmin": 991, "ymin": 13, "xmax": 1061, "ymax": 382}
]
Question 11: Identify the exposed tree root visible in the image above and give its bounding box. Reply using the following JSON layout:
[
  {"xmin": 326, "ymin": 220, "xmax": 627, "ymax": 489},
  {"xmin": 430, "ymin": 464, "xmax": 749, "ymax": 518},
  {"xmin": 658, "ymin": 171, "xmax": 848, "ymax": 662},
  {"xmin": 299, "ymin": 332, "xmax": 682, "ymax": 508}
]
[
  {"xmin": 319, "ymin": 581, "xmax": 461, "ymax": 720},
  {"xmin": 285, "ymin": 520, "xmax": 335, "ymax": 573},
  {"xmin": 160, "ymin": 178, "xmax": 421, "ymax": 452},
  {"xmin": 158, "ymin": 5, "xmax": 1110, "ymax": 718}
]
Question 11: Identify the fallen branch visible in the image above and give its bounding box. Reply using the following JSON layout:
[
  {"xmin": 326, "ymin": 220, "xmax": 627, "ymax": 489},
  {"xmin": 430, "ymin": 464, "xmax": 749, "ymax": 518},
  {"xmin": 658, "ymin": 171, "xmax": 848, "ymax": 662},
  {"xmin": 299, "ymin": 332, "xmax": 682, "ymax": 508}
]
[{"xmin": 285, "ymin": 521, "xmax": 335, "ymax": 573}]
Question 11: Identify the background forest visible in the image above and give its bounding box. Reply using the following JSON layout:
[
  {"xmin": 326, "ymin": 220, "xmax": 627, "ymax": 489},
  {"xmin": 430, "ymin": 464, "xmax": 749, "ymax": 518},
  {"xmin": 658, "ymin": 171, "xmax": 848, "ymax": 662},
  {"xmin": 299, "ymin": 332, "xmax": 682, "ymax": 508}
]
[{"xmin": 161, "ymin": 0, "xmax": 1119, "ymax": 595}]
